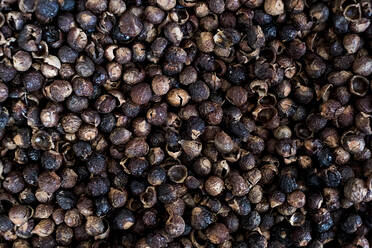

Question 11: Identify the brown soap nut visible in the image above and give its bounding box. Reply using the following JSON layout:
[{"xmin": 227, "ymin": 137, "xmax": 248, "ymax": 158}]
[
  {"xmin": 77, "ymin": 124, "xmax": 98, "ymax": 141},
  {"xmin": 32, "ymin": 219, "xmax": 55, "ymax": 237},
  {"xmin": 61, "ymin": 114, "xmax": 82, "ymax": 133},
  {"xmin": 44, "ymin": 80, "xmax": 73, "ymax": 102},
  {"xmin": 132, "ymin": 117, "xmax": 151, "ymax": 137},
  {"xmin": 214, "ymin": 130, "xmax": 235, "ymax": 154},
  {"xmin": 61, "ymin": 168, "xmax": 78, "ymax": 189},
  {"xmin": 269, "ymin": 190, "xmax": 286, "ymax": 208},
  {"xmin": 34, "ymin": 204, "xmax": 53, "ymax": 219},
  {"xmin": 344, "ymin": 178, "xmax": 368, "ymax": 203},
  {"xmin": 56, "ymin": 224, "xmax": 73, "ymax": 245},
  {"xmin": 109, "ymin": 188, "xmax": 128, "ymax": 208},
  {"xmin": 248, "ymin": 185, "xmax": 263, "ymax": 204},
  {"xmin": 9, "ymin": 205, "xmax": 33, "ymax": 226},
  {"xmin": 353, "ymin": 56, "xmax": 372, "ymax": 76},
  {"xmin": 167, "ymin": 88, "xmax": 190, "ymax": 107},
  {"xmin": 144, "ymin": 6, "xmax": 165, "ymax": 24},
  {"xmin": 85, "ymin": 216, "xmax": 105, "ymax": 236},
  {"xmin": 164, "ymin": 22, "xmax": 183, "ymax": 45},
  {"xmin": 13, "ymin": 50, "xmax": 32, "ymax": 72},
  {"xmin": 64, "ymin": 209, "xmax": 82, "ymax": 228},
  {"xmin": 125, "ymin": 138, "xmax": 149, "ymax": 158},
  {"xmin": 86, "ymin": 0, "xmax": 107, "ymax": 13},
  {"xmin": 38, "ymin": 171, "xmax": 61, "ymax": 194},
  {"xmin": 165, "ymin": 215, "xmax": 185, "ymax": 238},
  {"xmin": 151, "ymin": 75, "xmax": 170, "ymax": 96},
  {"xmin": 287, "ymin": 190, "xmax": 306, "ymax": 208},
  {"xmin": 199, "ymin": 101, "xmax": 223, "ymax": 125},
  {"xmin": 196, "ymin": 32, "xmax": 215, "ymax": 53},
  {"xmin": 264, "ymin": 0, "xmax": 284, "ymax": 16},
  {"xmin": 67, "ymin": 27, "xmax": 88, "ymax": 52},
  {"xmin": 225, "ymin": 171, "xmax": 249, "ymax": 196},
  {"xmin": 205, "ymin": 176, "xmax": 225, "ymax": 196},
  {"xmin": 226, "ymin": 86, "xmax": 248, "ymax": 106},
  {"xmin": 130, "ymin": 83, "xmax": 153, "ymax": 105},
  {"xmin": 109, "ymin": 127, "xmax": 132, "ymax": 145},
  {"xmin": 156, "ymin": 0, "xmax": 176, "ymax": 11},
  {"xmin": 106, "ymin": 62, "xmax": 123, "ymax": 81},
  {"xmin": 206, "ymin": 223, "xmax": 230, "ymax": 244},
  {"xmin": 146, "ymin": 103, "xmax": 168, "ymax": 126}
]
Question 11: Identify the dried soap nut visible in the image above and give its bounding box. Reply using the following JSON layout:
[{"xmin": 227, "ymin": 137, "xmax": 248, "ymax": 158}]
[
  {"xmin": 205, "ymin": 176, "xmax": 224, "ymax": 196},
  {"xmin": 264, "ymin": 0, "xmax": 284, "ymax": 16},
  {"xmin": 13, "ymin": 51, "xmax": 32, "ymax": 71}
]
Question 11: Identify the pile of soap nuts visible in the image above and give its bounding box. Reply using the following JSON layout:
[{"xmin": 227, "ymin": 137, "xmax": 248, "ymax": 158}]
[{"xmin": 0, "ymin": 0, "xmax": 372, "ymax": 247}]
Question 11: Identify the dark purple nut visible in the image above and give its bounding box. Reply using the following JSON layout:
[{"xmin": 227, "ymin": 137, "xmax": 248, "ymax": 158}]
[
  {"xmin": 144, "ymin": 6, "xmax": 165, "ymax": 24},
  {"xmin": 44, "ymin": 80, "xmax": 72, "ymax": 102},
  {"xmin": 87, "ymin": 176, "xmax": 110, "ymax": 197},
  {"xmin": 119, "ymin": 11, "xmax": 143, "ymax": 38},
  {"xmin": 3, "ymin": 172, "xmax": 25, "ymax": 194},
  {"xmin": 0, "ymin": 82, "xmax": 9, "ymax": 102},
  {"xmin": 76, "ymin": 11, "xmax": 97, "ymax": 31},
  {"xmin": 305, "ymin": 54, "xmax": 326, "ymax": 79},
  {"xmin": 58, "ymin": 46, "xmax": 79, "ymax": 63},
  {"xmin": 0, "ymin": 62, "xmax": 17, "ymax": 82},
  {"xmin": 165, "ymin": 215, "xmax": 185, "ymax": 238},
  {"xmin": 41, "ymin": 150, "xmax": 63, "ymax": 170},
  {"xmin": 72, "ymin": 77, "xmax": 94, "ymax": 97},
  {"xmin": 18, "ymin": 24, "xmax": 42, "ymax": 52},
  {"xmin": 130, "ymin": 83, "xmax": 153, "ymax": 105},
  {"xmin": 187, "ymin": 81, "xmax": 210, "ymax": 103},
  {"xmin": 199, "ymin": 101, "xmax": 223, "ymax": 125},
  {"xmin": 208, "ymin": 0, "xmax": 225, "ymax": 14},
  {"xmin": 86, "ymin": 0, "xmax": 108, "ymax": 13},
  {"xmin": 35, "ymin": 0, "xmax": 59, "ymax": 23},
  {"xmin": 95, "ymin": 94, "xmax": 117, "ymax": 113},
  {"xmin": 113, "ymin": 209, "xmax": 135, "ymax": 230},
  {"xmin": 191, "ymin": 207, "xmax": 214, "ymax": 230},
  {"xmin": 75, "ymin": 56, "xmax": 95, "ymax": 77},
  {"xmin": 206, "ymin": 223, "xmax": 230, "ymax": 244},
  {"xmin": 146, "ymin": 103, "xmax": 168, "ymax": 126},
  {"xmin": 125, "ymin": 138, "xmax": 149, "ymax": 158}
]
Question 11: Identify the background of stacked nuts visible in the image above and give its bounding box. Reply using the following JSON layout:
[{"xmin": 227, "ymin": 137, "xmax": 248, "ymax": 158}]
[{"xmin": 0, "ymin": 0, "xmax": 371, "ymax": 247}]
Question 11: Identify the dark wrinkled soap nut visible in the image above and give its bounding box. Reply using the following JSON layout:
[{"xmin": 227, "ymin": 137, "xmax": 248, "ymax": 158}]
[{"xmin": 119, "ymin": 11, "xmax": 143, "ymax": 38}]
